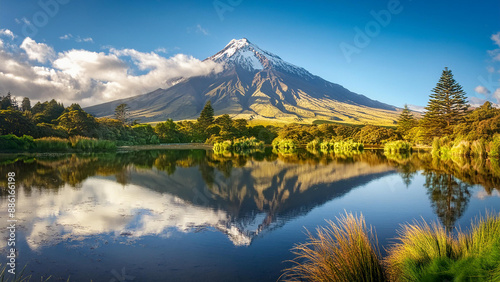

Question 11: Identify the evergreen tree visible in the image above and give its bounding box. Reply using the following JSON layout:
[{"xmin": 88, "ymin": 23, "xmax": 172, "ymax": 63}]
[
  {"xmin": 21, "ymin": 97, "xmax": 31, "ymax": 112},
  {"xmin": 423, "ymin": 67, "xmax": 469, "ymax": 138},
  {"xmin": 114, "ymin": 103, "xmax": 130, "ymax": 124},
  {"xmin": 197, "ymin": 100, "xmax": 214, "ymax": 130},
  {"xmin": 397, "ymin": 104, "xmax": 416, "ymax": 137},
  {"xmin": 0, "ymin": 92, "xmax": 17, "ymax": 110}
]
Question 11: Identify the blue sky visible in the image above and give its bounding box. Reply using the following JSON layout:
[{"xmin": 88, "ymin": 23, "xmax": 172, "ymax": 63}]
[{"xmin": 0, "ymin": 0, "xmax": 499, "ymax": 107}]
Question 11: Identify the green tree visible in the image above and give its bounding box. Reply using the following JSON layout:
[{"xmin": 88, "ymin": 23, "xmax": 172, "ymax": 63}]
[
  {"xmin": 0, "ymin": 109, "xmax": 37, "ymax": 136},
  {"xmin": 115, "ymin": 103, "xmax": 130, "ymax": 125},
  {"xmin": 56, "ymin": 104, "xmax": 98, "ymax": 136},
  {"xmin": 0, "ymin": 92, "xmax": 17, "ymax": 110},
  {"xmin": 194, "ymin": 101, "xmax": 215, "ymax": 141},
  {"xmin": 215, "ymin": 114, "xmax": 233, "ymax": 131},
  {"xmin": 197, "ymin": 101, "xmax": 214, "ymax": 131},
  {"xmin": 34, "ymin": 99, "xmax": 65, "ymax": 124},
  {"xmin": 422, "ymin": 67, "xmax": 469, "ymax": 138},
  {"xmin": 21, "ymin": 97, "xmax": 31, "ymax": 112},
  {"xmin": 155, "ymin": 119, "xmax": 182, "ymax": 143},
  {"xmin": 397, "ymin": 104, "xmax": 417, "ymax": 138}
]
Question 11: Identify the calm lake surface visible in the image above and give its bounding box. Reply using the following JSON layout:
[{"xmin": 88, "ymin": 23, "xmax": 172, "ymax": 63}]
[{"xmin": 1, "ymin": 148, "xmax": 499, "ymax": 281}]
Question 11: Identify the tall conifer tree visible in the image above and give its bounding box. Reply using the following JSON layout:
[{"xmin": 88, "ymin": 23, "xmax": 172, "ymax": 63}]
[
  {"xmin": 397, "ymin": 104, "xmax": 416, "ymax": 136},
  {"xmin": 423, "ymin": 67, "xmax": 469, "ymax": 137},
  {"xmin": 197, "ymin": 100, "xmax": 214, "ymax": 130}
]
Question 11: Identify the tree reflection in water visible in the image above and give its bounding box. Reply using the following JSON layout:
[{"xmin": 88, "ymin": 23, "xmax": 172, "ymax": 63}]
[
  {"xmin": 423, "ymin": 171, "xmax": 471, "ymax": 230},
  {"xmin": 0, "ymin": 148, "xmax": 499, "ymax": 235}
]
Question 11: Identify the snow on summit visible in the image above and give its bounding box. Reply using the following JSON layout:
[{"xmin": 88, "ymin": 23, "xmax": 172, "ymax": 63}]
[{"xmin": 208, "ymin": 38, "xmax": 313, "ymax": 78}]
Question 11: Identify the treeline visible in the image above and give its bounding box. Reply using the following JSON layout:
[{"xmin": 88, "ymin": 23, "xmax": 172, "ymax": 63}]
[
  {"xmin": 395, "ymin": 68, "xmax": 500, "ymax": 159},
  {"xmin": 0, "ymin": 94, "xmax": 279, "ymax": 150}
]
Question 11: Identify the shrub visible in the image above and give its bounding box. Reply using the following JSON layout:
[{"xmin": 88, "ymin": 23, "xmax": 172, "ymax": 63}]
[
  {"xmin": 282, "ymin": 212, "xmax": 385, "ymax": 282},
  {"xmin": 384, "ymin": 140, "xmax": 412, "ymax": 154},
  {"xmin": 333, "ymin": 140, "xmax": 364, "ymax": 153},
  {"xmin": 450, "ymin": 140, "xmax": 471, "ymax": 156},
  {"xmin": 306, "ymin": 139, "xmax": 321, "ymax": 151},
  {"xmin": 213, "ymin": 137, "xmax": 263, "ymax": 154},
  {"xmin": 488, "ymin": 134, "xmax": 500, "ymax": 158},
  {"xmin": 471, "ymin": 139, "xmax": 487, "ymax": 157},
  {"xmin": 0, "ymin": 134, "xmax": 34, "ymax": 151},
  {"xmin": 272, "ymin": 138, "xmax": 298, "ymax": 153}
]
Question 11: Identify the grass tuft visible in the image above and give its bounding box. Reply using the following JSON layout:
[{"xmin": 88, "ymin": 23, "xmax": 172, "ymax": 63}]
[{"xmin": 281, "ymin": 212, "xmax": 385, "ymax": 282}]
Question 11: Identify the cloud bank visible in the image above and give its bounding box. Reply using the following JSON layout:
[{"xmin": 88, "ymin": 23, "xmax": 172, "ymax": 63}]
[{"xmin": 0, "ymin": 30, "xmax": 222, "ymax": 107}]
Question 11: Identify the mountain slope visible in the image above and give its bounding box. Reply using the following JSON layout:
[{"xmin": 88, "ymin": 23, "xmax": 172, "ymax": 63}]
[{"xmin": 85, "ymin": 38, "xmax": 399, "ymax": 125}]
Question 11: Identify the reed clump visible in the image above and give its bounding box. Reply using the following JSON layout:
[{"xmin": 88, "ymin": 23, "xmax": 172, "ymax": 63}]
[
  {"xmin": 384, "ymin": 141, "xmax": 412, "ymax": 154},
  {"xmin": 282, "ymin": 212, "xmax": 385, "ymax": 282},
  {"xmin": 283, "ymin": 212, "xmax": 500, "ymax": 282}
]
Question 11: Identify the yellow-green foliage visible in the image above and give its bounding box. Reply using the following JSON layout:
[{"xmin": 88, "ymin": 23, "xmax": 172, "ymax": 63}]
[
  {"xmin": 282, "ymin": 212, "xmax": 385, "ymax": 282},
  {"xmin": 333, "ymin": 140, "xmax": 364, "ymax": 153},
  {"xmin": 34, "ymin": 137, "xmax": 70, "ymax": 151},
  {"xmin": 489, "ymin": 134, "xmax": 500, "ymax": 158},
  {"xmin": 450, "ymin": 140, "xmax": 471, "ymax": 156},
  {"xmin": 69, "ymin": 136, "xmax": 117, "ymax": 151},
  {"xmin": 384, "ymin": 141, "xmax": 412, "ymax": 154},
  {"xmin": 213, "ymin": 137, "xmax": 264, "ymax": 153},
  {"xmin": 272, "ymin": 138, "xmax": 298, "ymax": 153},
  {"xmin": 471, "ymin": 139, "xmax": 487, "ymax": 157},
  {"xmin": 386, "ymin": 213, "xmax": 500, "ymax": 282},
  {"xmin": 306, "ymin": 139, "xmax": 321, "ymax": 151}
]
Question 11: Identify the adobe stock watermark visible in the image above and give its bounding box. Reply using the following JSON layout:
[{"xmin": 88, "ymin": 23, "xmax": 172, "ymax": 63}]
[
  {"xmin": 213, "ymin": 0, "xmax": 244, "ymax": 21},
  {"xmin": 19, "ymin": 0, "xmax": 71, "ymax": 40},
  {"xmin": 339, "ymin": 0, "xmax": 409, "ymax": 63},
  {"xmin": 110, "ymin": 267, "xmax": 135, "ymax": 282},
  {"xmin": 6, "ymin": 172, "xmax": 17, "ymax": 276}
]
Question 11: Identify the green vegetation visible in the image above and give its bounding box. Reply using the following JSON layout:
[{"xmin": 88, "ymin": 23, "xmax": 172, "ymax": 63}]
[
  {"xmin": 384, "ymin": 141, "xmax": 412, "ymax": 154},
  {"xmin": 272, "ymin": 138, "xmax": 298, "ymax": 153},
  {"xmin": 386, "ymin": 212, "xmax": 500, "ymax": 281},
  {"xmin": 213, "ymin": 137, "xmax": 264, "ymax": 154},
  {"xmin": 284, "ymin": 212, "xmax": 500, "ymax": 282},
  {"xmin": 0, "ymin": 134, "xmax": 116, "ymax": 152},
  {"xmin": 282, "ymin": 212, "xmax": 385, "ymax": 282}
]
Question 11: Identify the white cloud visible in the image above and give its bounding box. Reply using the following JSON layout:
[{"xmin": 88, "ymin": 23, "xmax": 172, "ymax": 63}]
[
  {"xmin": 75, "ymin": 36, "xmax": 93, "ymax": 43},
  {"xmin": 494, "ymin": 88, "xmax": 500, "ymax": 103},
  {"xmin": 196, "ymin": 24, "xmax": 209, "ymax": 36},
  {"xmin": 60, "ymin": 34, "xmax": 93, "ymax": 43},
  {"xmin": 20, "ymin": 37, "xmax": 55, "ymax": 63},
  {"xmin": 60, "ymin": 34, "xmax": 72, "ymax": 40},
  {"xmin": 474, "ymin": 85, "xmax": 491, "ymax": 95},
  {"xmin": 0, "ymin": 37, "xmax": 222, "ymax": 106},
  {"xmin": 492, "ymin": 32, "xmax": 500, "ymax": 48},
  {"xmin": 0, "ymin": 29, "xmax": 15, "ymax": 39},
  {"xmin": 155, "ymin": 47, "xmax": 167, "ymax": 53}
]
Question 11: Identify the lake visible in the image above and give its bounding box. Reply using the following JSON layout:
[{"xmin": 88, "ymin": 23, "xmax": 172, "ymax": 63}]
[{"xmin": 0, "ymin": 148, "xmax": 499, "ymax": 281}]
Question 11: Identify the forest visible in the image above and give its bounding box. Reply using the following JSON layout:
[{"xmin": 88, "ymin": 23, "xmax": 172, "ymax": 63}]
[{"xmin": 1, "ymin": 67, "xmax": 500, "ymax": 156}]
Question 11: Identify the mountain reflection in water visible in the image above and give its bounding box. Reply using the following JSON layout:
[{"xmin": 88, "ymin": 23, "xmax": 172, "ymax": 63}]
[{"xmin": 0, "ymin": 149, "xmax": 499, "ymax": 249}]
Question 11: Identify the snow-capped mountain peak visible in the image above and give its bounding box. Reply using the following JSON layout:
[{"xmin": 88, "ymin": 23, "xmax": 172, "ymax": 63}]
[{"xmin": 207, "ymin": 38, "xmax": 313, "ymax": 78}]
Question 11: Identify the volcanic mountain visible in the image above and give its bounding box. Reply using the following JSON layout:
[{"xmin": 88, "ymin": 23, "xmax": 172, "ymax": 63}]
[{"xmin": 85, "ymin": 38, "xmax": 399, "ymax": 125}]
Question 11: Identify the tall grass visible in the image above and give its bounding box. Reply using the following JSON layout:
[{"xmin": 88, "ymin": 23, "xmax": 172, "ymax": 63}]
[
  {"xmin": 384, "ymin": 141, "xmax": 412, "ymax": 154},
  {"xmin": 386, "ymin": 212, "xmax": 500, "ymax": 281},
  {"xmin": 69, "ymin": 136, "xmax": 117, "ymax": 151},
  {"xmin": 385, "ymin": 220, "xmax": 459, "ymax": 281},
  {"xmin": 34, "ymin": 137, "xmax": 70, "ymax": 151},
  {"xmin": 282, "ymin": 212, "xmax": 386, "ymax": 282},
  {"xmin": 284, "ymin": 212, "xmax": 500, "ymax": 282}
]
